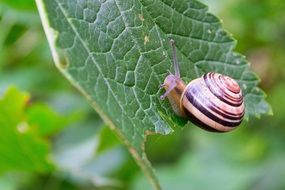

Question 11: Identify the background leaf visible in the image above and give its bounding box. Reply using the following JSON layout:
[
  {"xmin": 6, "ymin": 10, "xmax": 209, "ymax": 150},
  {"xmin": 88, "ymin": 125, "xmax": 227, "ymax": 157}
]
[
  {"xmin": 36, "ymin": 0, "xmax": 271, "ymax": 189},
  {"xmin": 52, "ymin": 123, "xmax": 129, "ymax": 188},
  {"xmin": 26, "ymin": 103, "xmax": 80, "ymax": 136},
  {"xmin": 0, "ymin": 0, "xmax": 36, "ymax": 11},
  {"xmin": 132, "ymin": 128, "xmax": 285, "ymax": 190},
  {"xmin": 0, "ymin": 87, "xmax": 53, "ymax": 173}
]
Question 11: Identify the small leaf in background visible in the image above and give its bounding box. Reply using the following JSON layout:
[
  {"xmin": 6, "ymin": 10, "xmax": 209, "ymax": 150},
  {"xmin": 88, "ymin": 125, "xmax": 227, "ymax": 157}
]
[
  {"xmin": 0, "ymin": 87, "xmax": 53, "ymax": 173},
  {"xmin": 52, "ymin": 123, "xmax": 130, "ymax": 189},
  {"xmin": 26, "ymin": 103, "xmax": 80, "ymax": 136},
  {"xmin": 36, "ymin": 0, "xmax": 271, "ymax": 188},
  {"xmin": 96, "ymin": 125, "xmax": 124, "ymax": 154},
  {"xmin": 0, "ymin": 0, "xmax": 36, "ymax": 11}
]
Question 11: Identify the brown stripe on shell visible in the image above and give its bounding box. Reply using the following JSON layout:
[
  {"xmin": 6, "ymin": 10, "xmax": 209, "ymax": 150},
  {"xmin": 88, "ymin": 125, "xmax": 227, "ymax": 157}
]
[
  {"xmin": 216, "ymin": 75, "xmax": 243, "ymax": 102},
  {"xmin": 203, "ymin": 73, "xmax": 243, "ymax": 107},
  {"xmin": 187, "ymin": 86, "xmax": 244, "ymax": 120},
  {"xmin": 206, "ymin": 73, "xmax": 242, "ymax": 101},
  {"xmin": 181, "ymin": 95, "xmax": 237, "ymax": 132},
  {"xmin": 183, "ymin": 107, "xmax": 222, "ymax": 132},
  {"xmin": 184, "ymin": 88, "xmax": 243, "ymax": 127},
  {"xmin": 208, "ymin": 72, "xmax": 241, "ymax": 95}
]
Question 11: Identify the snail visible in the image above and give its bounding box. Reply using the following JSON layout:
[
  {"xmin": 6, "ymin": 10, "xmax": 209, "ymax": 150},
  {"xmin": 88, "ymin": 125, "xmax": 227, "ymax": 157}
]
[{"xmin": 160, "ymin": 39, "xmax": 245, "ymax": 132}]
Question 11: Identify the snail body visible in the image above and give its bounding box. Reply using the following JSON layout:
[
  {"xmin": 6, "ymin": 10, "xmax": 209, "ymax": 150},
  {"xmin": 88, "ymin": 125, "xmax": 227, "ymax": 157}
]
[{"xmin": 160, "ymin": 40, "xmax": 245, "ymax": 132}]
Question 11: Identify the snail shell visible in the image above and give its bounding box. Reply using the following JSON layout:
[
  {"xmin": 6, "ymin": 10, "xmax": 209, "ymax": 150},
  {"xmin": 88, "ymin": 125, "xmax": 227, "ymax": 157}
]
[{"xmin": 181, "ymin": 72, "xmax": 244, "ymax": 132}]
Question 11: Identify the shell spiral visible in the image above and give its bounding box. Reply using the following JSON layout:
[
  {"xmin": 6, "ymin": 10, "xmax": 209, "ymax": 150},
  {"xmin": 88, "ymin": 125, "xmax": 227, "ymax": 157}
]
[{"xmin": 181, "ymin": 72, "xmax": 245, "ymax": 132}]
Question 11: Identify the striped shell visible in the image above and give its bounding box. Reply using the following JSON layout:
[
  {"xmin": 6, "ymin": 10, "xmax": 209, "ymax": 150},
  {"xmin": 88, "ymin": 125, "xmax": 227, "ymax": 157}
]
[{"xmin": 181, "ymin": 72, "xmax": 245, "ymax": 132}]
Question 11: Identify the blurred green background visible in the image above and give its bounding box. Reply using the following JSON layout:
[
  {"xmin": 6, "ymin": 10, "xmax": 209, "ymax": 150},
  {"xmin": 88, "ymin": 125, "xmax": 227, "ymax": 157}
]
[{"xmin": 0, "ymin": 0, "xmax": 284, "ymax": 189}]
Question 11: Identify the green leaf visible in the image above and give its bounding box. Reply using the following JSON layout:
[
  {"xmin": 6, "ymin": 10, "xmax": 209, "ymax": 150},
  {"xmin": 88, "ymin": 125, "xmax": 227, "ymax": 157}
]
[
  {"xmin": 96, "ymin": 125, "xmax": 122, "ymax": 154},
  {"xmin": 0, "ymin": 0, "xmax": 36, "ymax": 11},
  {"xmin": 52, "ymin": 123, "xmax": 126, "ymax": 188},
  {"xmin": 26, "ymin": 103, "xmax": 80, "ymax": 136},
  {"xmin": 0, "ymin": 87, "xmax": 53, "ymax": 173},
  {"xmin": 36, "ymin": 0, "xmax": 271, "ymax": 188}
]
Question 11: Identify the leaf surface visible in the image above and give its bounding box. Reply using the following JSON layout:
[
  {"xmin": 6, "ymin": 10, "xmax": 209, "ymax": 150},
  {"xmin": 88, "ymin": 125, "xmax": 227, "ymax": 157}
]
[{"xmin": 36, "ymin": 0, "xmax": 271, "ymax": 188}]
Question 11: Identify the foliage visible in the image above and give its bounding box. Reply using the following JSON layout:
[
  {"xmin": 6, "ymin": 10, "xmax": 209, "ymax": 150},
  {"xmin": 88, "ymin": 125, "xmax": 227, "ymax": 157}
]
[
  {"xmin": 0, "ymin": 0, "xmax": 283, "ymax": 189},
  {"xmin": 0, "ymin": 87, "xmax": 53, "ymax": 173}
]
